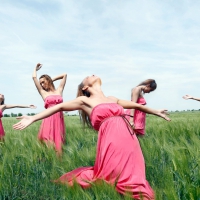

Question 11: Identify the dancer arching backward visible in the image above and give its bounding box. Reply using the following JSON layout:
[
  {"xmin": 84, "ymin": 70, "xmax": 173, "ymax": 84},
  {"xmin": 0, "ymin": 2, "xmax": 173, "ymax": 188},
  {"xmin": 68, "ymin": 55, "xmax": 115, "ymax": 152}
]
[
  {"xmin": 0, "ymin": 93, "xmax": 36, "ymax": 140},
  {"xmin": 183, "ymin": 95, "xmax": 200, "ymax": 102},
  {"xmin": 32, "ymin": 63, "xmax": 67, "ymax": 154},
  {"xmin": 125, "ymin": 79, "xmax": 157, "ymax": 135},
  {"xmin": 14, "ymin": 75, "xmax": 170, "ymax": 200}
]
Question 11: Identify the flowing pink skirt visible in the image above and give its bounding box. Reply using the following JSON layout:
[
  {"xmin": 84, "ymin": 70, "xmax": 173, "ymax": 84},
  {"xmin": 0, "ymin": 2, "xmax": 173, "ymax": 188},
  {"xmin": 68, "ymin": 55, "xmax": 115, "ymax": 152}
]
[{"xmin": 38, "ymin": 111, "xmax": 65, "ymax": 153}]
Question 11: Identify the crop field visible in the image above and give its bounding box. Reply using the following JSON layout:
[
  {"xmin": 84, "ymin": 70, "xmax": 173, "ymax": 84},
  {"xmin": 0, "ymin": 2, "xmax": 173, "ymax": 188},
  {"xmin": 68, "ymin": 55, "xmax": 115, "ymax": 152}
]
[{"xmin": 0, "ymin": 112, "xmax": 199, "ymax": 200}]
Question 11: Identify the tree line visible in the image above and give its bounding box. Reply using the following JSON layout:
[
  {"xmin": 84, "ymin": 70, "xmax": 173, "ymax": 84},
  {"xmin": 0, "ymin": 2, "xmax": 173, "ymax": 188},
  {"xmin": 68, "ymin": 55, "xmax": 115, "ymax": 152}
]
[{"xmin": 3, "ymin": 113, "xmax": 36, "ymax": 117}]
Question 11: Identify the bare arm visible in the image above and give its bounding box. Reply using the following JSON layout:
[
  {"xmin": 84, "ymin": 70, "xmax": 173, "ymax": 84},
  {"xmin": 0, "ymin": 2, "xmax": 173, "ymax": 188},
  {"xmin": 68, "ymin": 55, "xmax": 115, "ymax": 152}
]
[
  {"xmin": 183, "ymin": 95, "xmax": 200, "ymax": 102},
  {"xmin": 118, "ymin": 99, "xmax": 170, "ymax": 121},
  {"xmin": 32, "ymin": 63, "xmax": 45, "ymax": 96},
  {"xmin": 130, "ymin": 87, "xmax": 141, "ymax": 125},
  {"xmin": 52, "ymin": 73, "xmax": 67, "ymax": 94},
  {"xmin": 13, "ymin": 97, "xmax": 84, "ymax": 130},
  {"xmin": 2, "ymin": 104, "xmax": 36, "ymax": 112}
]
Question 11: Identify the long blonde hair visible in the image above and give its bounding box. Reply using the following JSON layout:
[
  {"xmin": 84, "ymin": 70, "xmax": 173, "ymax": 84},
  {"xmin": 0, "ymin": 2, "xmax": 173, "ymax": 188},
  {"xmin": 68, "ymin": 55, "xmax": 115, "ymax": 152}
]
[{"xmin": 77, "ymin": 82, "xmax": 92, "ymax": 128}]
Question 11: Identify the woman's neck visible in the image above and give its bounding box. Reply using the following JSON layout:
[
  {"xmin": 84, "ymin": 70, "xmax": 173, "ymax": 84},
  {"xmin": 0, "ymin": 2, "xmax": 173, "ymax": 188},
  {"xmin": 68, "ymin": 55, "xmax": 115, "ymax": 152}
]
[
  {"xmin": 46, "ymin": 87, "xmax": 56, "ymax": 93},
  {"xmin": 89, "ymin": 84, "xmax": 106, "ymax": 98}
]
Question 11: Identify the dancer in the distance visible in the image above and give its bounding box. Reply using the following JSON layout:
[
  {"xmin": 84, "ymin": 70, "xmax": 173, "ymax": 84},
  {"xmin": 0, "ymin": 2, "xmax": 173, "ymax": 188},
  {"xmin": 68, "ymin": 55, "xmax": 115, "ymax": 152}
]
[
  {"xmin": 14, "ymin": 75, "xmax": 170, "ymax": 200},
  {"xmin": 0, "ymin": 93, "xmax": 36, "ymax": 140},
  {"xmin": 125, "ymin": 79, "xmax": 157, "ymax": 135},
  {"xmin": 32, "ymin": 63, "xmax": 67, "ymax": 154}
]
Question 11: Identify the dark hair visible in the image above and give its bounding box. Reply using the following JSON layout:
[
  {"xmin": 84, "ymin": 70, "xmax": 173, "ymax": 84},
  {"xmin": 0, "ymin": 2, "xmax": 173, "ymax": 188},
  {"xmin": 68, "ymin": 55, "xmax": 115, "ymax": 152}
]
[
  {"xmin": 137, "ymin": 79, "xmax": 157, "ymax": 91},
  {"xmin": 39, "ymin": 74, "xmax": 55, "ymax": 91},
  {"xmin": 1, "ymin": 100, "xmax": 4, "ymax": 105},
  {"xmin": 77, "ymin": 82, "xmax": 92, "ymax": 127}
]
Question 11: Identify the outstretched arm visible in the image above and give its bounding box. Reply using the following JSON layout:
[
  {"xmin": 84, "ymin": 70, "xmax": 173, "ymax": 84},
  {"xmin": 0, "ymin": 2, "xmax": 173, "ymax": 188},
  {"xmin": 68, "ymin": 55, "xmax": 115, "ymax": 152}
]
[
  {"xmin": 52, "ymin": 74, "xmax": 67, "ymax": 94},
  {"xmin": 129, "ymin": 87, "xmax": 141, "ymax": 125},
  {"xmin": 1, "ymin": 104, "xmax": 36, "ymax": 112},
  {"xmin": 13, "ymin": 98, "xmax": 83, "ymax": 130},
  {"xmin": 32, "ymin": 63, "xmax": 44, "ymax": 96},
  {"xmin": 182, "ymin": 95, "xmax": 200, "ymax": 102},
  {"xmin": 118, "ymin": 99, "xmax": 170, "ymax": 121}
]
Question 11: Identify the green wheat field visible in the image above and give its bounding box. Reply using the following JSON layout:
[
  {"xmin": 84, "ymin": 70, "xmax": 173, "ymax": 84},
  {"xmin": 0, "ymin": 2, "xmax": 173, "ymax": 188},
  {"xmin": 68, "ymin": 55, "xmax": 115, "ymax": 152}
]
[{"xmin": 0, "ymin": 112, "xmax": 199, "ymax": 200}]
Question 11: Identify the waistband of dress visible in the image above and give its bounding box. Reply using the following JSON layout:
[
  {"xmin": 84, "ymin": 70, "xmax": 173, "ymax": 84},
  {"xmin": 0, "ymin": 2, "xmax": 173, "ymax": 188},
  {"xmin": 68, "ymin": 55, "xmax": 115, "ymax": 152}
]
[{"xmin": 99, "ymin": 114, "xmax": 134, "ymax": 135}]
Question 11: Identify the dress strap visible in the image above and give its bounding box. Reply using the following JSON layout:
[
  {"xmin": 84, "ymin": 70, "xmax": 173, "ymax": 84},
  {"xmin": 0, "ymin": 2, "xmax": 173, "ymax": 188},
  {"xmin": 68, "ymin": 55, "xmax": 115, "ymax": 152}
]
[
  {"xmin": 121, "ymin": 115, "xmax": 135, "ymax": 135},
  {"xmin": 125, "ymin": 114, "xmax": 134, "ymax": 118}
]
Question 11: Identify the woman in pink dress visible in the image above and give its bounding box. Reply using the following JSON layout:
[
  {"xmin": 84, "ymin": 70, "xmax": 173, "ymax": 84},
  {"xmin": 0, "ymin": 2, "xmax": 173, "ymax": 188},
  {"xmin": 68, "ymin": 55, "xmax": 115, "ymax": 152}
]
[
  {"xmin": 32, "ymin": 63, "xmax": 67, "ymax": 154},
  {"xmin": 125, "ymin": 79, "xmax": 157, "ymax": 135},
  {"xmin": 0, "ymin": 93, "xmax": 36, "ymax": 140},
  {"xmin": 14, "ymin": 75, "xmax": 170, "ymax": 199}
]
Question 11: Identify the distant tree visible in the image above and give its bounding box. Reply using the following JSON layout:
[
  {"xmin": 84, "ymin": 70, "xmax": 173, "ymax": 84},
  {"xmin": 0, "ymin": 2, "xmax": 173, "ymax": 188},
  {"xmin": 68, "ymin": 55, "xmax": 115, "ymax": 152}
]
[
  {"xmin": 4, "ymin": 114, "xmax": 10, "ymax": 117},
  {"xmin": 11, "ymin": 113, "xmax": 17, "ymax": 117},
  {"xmin": 30, "ymin": 113, "xmax": 35, "ymax": 116},
  {"xmin": 27, "ymin": 113, "xmax": 31, "ymax": 116},
  {"xmin": 18, "ymin": 113, "xmax": 23, "ymax": 116}
]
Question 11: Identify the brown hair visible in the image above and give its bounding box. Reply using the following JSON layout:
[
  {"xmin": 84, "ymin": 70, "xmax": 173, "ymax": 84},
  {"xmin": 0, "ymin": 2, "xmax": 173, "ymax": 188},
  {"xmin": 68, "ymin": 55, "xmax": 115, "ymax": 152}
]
[
  {"xmin": 137, "ymin": 79, "xmax": 157, "ymax": 91},
  {"xmin": 77, "ymin": 82, "xmax": 92, "ymax": 128},
  {"xmin": 39, "ymin": 74, "xmax": 55, "ymax": 91}
]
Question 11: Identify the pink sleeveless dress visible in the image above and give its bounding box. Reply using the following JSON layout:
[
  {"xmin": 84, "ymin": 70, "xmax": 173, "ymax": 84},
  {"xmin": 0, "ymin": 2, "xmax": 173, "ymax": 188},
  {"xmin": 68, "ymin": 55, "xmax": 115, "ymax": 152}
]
[
  {"xmin": 38, "ymin": 95, "xmax": 65, "ymax": 153},
  {"xmin": 0, "ymin": 110, "xmax": 5, "ymax": 139},
  {"xmin": 55, "ymin": 103, "xmax": 154, "ymax": 200},
  {"xmin": 125, "ymin": 97, "xmax": 146, "ymax": 135}
]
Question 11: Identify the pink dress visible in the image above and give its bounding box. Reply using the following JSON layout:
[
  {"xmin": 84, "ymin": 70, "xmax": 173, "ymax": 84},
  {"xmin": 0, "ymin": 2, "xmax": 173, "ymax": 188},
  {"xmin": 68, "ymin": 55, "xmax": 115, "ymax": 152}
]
[
  {"xmin": 38, "ymin": 95, "xmax": 65, "ymax": 153},
  {"xmin": 0, "ymin": 110, "xmax": 5, "ymax": 139},
  {"xmin": 56, "ymin": 103, "xmax": 154, "ymax": 200},
  {"xmin": 125, "ymin": 97, "xmax": 146, "ymax": 135}
]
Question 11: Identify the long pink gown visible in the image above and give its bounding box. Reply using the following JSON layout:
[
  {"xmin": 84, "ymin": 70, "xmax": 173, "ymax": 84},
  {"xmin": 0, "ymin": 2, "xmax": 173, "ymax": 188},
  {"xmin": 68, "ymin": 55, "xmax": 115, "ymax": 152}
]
[
  {"xmin": 38, "ymin": 95, "xmax": 65, "ymax": 153},
  {"xmin": 125, "ymin": 97, "xmax": 146, "ymax": 135},
  {"xmin": 56, "ymin": 103, "xmax": 154, "ymax": 200},
  {"xmin": 0, "ymin": 110, "xmax": 5, "ymax": 139}
]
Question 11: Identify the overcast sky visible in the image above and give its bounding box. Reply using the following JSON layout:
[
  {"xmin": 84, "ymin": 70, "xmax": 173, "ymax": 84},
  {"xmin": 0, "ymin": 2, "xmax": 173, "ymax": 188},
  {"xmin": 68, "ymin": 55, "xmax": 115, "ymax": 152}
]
[{"xmin": 1, "ymin": 0, "xmax": 200, "ymax": 115}]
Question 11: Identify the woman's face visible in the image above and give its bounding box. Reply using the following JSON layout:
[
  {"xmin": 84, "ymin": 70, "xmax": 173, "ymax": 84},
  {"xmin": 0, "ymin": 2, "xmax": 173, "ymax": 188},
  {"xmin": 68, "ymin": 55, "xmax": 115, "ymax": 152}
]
[
  {"xmin": 143, "ymin": 85, "xmax": 154, "ymax": 93},
  {"xmin": 82, "ymin": 75, "xmax": 101, "ymax": 86},
  {"xmin": 39, "ymin": 78, "xmax": 49, "ymax": 91}
]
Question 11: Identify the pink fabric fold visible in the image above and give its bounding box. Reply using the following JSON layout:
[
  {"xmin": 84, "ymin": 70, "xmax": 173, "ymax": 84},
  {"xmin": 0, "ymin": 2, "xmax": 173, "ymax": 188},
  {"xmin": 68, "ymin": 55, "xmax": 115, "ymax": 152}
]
[
  {"xmin": 55, "ymin": 103, "xmax": 154, "ymax": 199},
  {"xmin": 38, "ymin": 95, "xmax": 66, "ymax": 153},
  {"xmin": 125, "ymin": 97, "xmax": 147, "ymax": 135},
  {"xmin": 0, "ymin": 110, "xmax": 5, "ymax": 139}
]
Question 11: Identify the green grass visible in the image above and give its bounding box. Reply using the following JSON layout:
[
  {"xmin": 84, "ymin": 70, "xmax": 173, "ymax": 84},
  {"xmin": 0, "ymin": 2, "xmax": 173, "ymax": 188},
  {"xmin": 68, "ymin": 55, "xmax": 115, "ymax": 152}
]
[{"xmin": 0, "ymin": 112, "xmax": 199, "ymax": 200}]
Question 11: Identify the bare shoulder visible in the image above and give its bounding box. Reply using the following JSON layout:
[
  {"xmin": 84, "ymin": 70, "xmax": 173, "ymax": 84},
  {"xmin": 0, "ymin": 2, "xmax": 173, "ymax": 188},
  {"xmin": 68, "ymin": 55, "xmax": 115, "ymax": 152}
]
[
  {"xmin": 132, "ymin": 86, "xmax": 141, "ymax": 93},
  {"xmin": 107, "ymin": 96, "xmax": 118, "ymax": 103},
  {"xmin": 75, "ymin": 96, "xmax": 92, "ymax": 105},
  {"xmin": 0, "ymin": 105, "xmax": 6, "ymax": 111}
]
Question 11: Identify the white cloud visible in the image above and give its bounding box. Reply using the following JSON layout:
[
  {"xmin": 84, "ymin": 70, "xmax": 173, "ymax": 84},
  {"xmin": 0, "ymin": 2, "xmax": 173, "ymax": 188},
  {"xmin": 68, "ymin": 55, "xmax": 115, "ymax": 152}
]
[{"xmin": 1, "ymin": 0, "xmax": 200, "ymax": 116}]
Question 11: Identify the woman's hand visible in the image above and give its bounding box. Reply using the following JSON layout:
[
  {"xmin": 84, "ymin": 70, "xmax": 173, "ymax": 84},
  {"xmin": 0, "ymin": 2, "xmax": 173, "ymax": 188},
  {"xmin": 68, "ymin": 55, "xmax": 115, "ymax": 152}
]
[
  {"xmin": 35, "ymin": 63, "xmax": 42, "ymax": 71},
  {"xmin": 156, "ymin": 109, "xmax": 170, "ymax": 121},
  {"xmin": 29, "ymin": 105, "xmax": 37, "ymax": 109},
  {"xmin": 13, "ymin": 115, "xmax": 34, "ymax": 130},
  {"xmin": 182, "ymin": 95, "xmax": 193, "ymax": 100}
]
